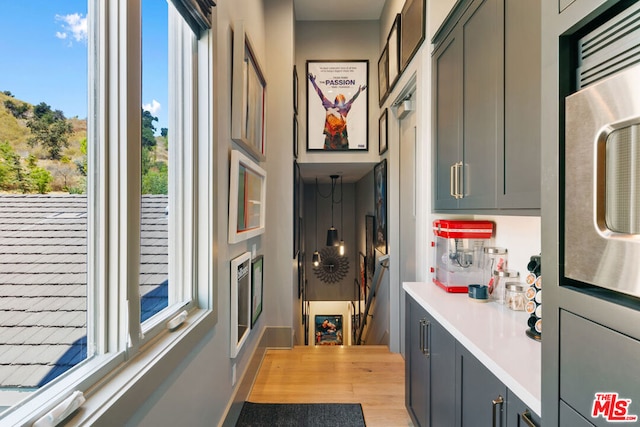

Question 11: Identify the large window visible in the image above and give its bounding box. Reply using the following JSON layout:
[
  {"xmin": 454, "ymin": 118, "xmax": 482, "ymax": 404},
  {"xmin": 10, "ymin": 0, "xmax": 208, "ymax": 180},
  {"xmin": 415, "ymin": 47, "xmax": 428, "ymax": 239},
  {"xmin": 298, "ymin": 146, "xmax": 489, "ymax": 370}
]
[{"xmin": 0, "ymin": 0, "xmax": 212, "ymax": 423}]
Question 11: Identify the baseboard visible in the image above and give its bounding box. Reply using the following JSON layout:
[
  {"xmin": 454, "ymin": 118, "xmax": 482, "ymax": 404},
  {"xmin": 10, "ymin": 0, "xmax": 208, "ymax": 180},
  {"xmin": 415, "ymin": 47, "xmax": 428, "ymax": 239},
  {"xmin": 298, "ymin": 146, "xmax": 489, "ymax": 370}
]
[{"xmin": 219, "ymin": 326, "xmax": 292, "ymax": 427}]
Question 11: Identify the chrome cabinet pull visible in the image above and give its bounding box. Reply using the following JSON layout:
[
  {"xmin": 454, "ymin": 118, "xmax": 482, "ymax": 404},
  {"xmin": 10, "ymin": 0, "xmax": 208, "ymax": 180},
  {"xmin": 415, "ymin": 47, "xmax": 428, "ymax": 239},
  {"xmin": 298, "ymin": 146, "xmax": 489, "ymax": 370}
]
[
  {"xmin": 492, "ymin": 395, "xmax": 504, "ymax": 427},
  {"xmin": 419, "ymin": 319, "xmax": 426, "ymax": 354},
  {"xmin": 423, "ymin": 321, "xmax": 431, "ymax": 357},
  {"xmin": 450, "ymin": 164, "xmax": 456, "ymax": 197},
  {"xmin": 520, "ymin": 410, "xmax": 537, "ymax": 427}
]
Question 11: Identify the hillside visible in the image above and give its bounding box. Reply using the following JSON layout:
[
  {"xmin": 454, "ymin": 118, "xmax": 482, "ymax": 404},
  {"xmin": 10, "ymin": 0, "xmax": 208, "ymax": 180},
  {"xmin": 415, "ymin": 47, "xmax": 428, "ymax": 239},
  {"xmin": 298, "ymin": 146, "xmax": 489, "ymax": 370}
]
[{"xmin": 0, "ymin": 91, "xmax": 168, "ymax": 194}]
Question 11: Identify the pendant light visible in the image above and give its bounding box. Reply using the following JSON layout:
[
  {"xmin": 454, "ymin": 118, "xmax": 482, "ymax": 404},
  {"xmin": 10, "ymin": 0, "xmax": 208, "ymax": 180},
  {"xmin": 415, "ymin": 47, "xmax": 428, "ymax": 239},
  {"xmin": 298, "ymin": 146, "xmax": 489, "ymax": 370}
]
[
  {"xmin": 312, "ymin": 178, "xmax": 321, "ymax": 267},
  {"xmin": 326, "ymin": 175, "xmax": 339, "ymax": 247}
]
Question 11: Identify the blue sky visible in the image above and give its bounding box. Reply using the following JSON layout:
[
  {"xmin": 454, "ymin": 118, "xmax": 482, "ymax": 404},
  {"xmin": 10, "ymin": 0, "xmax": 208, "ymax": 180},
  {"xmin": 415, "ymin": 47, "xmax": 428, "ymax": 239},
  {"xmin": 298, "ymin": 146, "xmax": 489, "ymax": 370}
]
[{"xmin": 0, "ymin": 0, "xmax": 168, "ymax": 133}]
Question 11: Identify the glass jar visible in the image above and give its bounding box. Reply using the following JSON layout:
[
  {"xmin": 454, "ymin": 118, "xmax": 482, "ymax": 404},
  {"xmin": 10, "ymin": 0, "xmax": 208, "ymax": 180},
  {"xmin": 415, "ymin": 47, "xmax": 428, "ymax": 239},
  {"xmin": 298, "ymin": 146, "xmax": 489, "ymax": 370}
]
[
  {"xmin": 490, "ymin": 269, "xmax": 519, "ymax": 304},
  {"xmin": 483, "ymin": 247, "xmax": 508, "ymax": 287},
  {"xmin": 505, "ymin": 282, "xmax": 527, "ymax": 311}
]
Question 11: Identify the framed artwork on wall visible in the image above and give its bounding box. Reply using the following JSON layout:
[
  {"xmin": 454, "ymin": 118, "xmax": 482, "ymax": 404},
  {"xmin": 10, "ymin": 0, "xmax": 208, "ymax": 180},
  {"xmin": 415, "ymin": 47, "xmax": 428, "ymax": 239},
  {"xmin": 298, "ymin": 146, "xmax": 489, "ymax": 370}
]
[
  {"xmin": 230, "ymin": 252, "xmax": 252, "ymax": 358},
  {"xmin": 374, "ymin": 159, "xmax": 388, "ymax": 254},
  {"xmin": 293, "ymin": 65, "xmax": 299, "ymax": 115},
  {"xmin": 365, "ymin": 214, "xmax": 375, "ymax": 283},
  {"xmin": 387, "ymin": 14, "xmax": 401, "ymax": 91},
  {"xmin": 251, "ymin": 255, "xmax": 264, "ymax": 327},
  {"xmin": 378, "ymin": 44, "xmax": 389, "ymax": 106},
  {"xmin": 314, "ymin": 314, "xmax": 343, "ymax": 346},
  {"xmin": 293, "ymin": 114, "xmax": 299, "ymax": 158},
  {"xmin": 400, "ymin": 0, "xmax": 426, "ymax": 72},
  {"xmin": 228, "ymin": 150, "xmax": 267, "ymax": 244},
  {"xmin": 379, "ymin": 108, "xmax": 388, "ymax": 155},
  {"xmin": 231, "ymin": 21, "xmax": 266, "ymax": 161},
  {"xmin": 306, "ymin": 60, "xmax": 369, "ymax": 151}
]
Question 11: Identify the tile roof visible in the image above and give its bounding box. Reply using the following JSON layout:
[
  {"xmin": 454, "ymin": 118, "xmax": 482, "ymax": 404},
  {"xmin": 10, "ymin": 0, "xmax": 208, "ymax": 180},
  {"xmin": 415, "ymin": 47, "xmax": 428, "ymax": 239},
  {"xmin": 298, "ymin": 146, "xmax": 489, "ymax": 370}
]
[{"xmin": 0, "ymin": 194, "xmax": 168, "ymax": 390}]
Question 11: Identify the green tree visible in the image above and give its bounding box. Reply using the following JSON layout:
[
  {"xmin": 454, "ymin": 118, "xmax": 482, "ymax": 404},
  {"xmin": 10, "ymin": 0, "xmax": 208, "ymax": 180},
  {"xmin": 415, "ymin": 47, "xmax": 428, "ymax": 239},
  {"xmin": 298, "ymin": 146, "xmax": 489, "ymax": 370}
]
[
  {"xmin": 3, "ymin": 99, "xmax": 29, "ymax": 119},
  {"xmin": 142, "ymin": 162, "xmax": 168, "ymax": 195},
  {"xmin": 28, "ymin": 166, "xmax": 53, "ymax": 194},
  {"xmin": 26, "ymin": 102, "xmax": 73, "ymax": 160},
  {"xmin": 142, "ymin": 109, "xmax": 158, "ymax": 148},
  {"xmin": 0, "ymin": 141, "xmax": 24, "ymax": 191},
  {"xmin": 160, "ymin": 128, "xmax": 168, "ymax": 138}
]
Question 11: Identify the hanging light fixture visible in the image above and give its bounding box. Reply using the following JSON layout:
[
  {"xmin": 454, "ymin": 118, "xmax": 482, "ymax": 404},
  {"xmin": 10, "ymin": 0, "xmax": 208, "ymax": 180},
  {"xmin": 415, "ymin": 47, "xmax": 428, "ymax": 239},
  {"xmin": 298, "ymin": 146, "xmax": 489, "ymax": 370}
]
[
  {"xmin": 338, "ymin": 176, "xmax": 345, "ymax": 255},
  {"xmin": 326, "ymin": 175, "xmax": 340, "ymax": 247},
  {"xmin": 312, "ymin": 178, "xmax": 321, "ymax": 267}
]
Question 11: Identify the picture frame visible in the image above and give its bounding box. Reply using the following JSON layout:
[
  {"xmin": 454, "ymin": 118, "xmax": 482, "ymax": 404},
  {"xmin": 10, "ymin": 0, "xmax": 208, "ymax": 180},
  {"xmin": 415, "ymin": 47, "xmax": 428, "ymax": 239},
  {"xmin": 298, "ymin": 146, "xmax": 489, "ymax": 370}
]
[
  {"xmin": 293, "ymin": 160, "xmax": 301, "ymax": 258},
  {"xmin": 387, "ymin": 14, "xmax": 401, "ymax": 91},
  {"xmin": 306, "ymin": 60, "xmax": 369, "ymax": 151},
  {"xmin": 232, "ymin": 21, "xmax": 266, "ymax": 161},
  {"xmin": 314, "ymin": 314, "xmax": 344, "ymax": 346},
  {"xmin": 293, "ymin": 114, "xmax": 299, "ymax": 159},
  {"xmin": 359, "ymin": 251, "xmax": 367, "ymax": 304},
  {"xmin": 400, "ymin": 0, "xmax": 426, "ymax": 72},
  {"xmin": 251, "ymin": 255, "xmax": 264, "ymax": 327},
  {"xmin": 230, "ymin": 252, "xmax": 252, "ymax": 358},
  {"xmin": 293, "ymin": 65, "xmax": 299, "ymax": 115},
  {"xmin": 228, "ymin": 150, "xmax": 267, "ymax": 244},
  {"xmin": 365, "ymin": 214, "xmax": 375, "ymax": 283},
  {"xmin": 378, "ymin": 44, "xmax": 389, "ymax": 106},
  {"xmin": 379, "ymin": 108, "xmax": 388, "ymax": 155},
  {"xmin": 374, "ymin": 159, "xmax": 388, "ymax": 254}
]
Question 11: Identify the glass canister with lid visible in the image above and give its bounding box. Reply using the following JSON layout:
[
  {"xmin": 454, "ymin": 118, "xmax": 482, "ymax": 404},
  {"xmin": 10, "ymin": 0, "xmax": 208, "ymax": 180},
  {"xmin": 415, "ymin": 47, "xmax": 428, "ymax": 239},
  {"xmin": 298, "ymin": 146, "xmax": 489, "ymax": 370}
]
[
  {"xmin": 490, "ymin": 269, "xmax": 519, "ymax": 304},
  {"xmin": 505, "ymin": 282, "xmax": 528, "ymax": 311},
  {"xmin": 483, "ymin": 247, "xmax": 508, "ymax": 288}
]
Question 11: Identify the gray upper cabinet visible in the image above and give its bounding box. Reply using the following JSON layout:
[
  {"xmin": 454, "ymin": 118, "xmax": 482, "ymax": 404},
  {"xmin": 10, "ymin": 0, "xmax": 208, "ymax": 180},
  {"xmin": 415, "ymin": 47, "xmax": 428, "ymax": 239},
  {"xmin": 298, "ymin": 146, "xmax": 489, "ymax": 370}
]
[{"xmin": 432, "ymin": 0, "xmax": 541, "ymax": 213}]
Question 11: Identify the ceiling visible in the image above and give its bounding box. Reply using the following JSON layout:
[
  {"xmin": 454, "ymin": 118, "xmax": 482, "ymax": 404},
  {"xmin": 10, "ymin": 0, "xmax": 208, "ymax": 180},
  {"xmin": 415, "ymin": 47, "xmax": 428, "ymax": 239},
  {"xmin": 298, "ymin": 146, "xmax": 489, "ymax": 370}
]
[
  {"xmin": 293, "ymin": 0, "xmax": 386, "ymax": 21},
  {"xmin": 299, "ymin": 162, "xmax": 376, "ymax": 184},
  {"xmin": 293, "ymin": 0, "xmax": 386, "ymax": 184}
]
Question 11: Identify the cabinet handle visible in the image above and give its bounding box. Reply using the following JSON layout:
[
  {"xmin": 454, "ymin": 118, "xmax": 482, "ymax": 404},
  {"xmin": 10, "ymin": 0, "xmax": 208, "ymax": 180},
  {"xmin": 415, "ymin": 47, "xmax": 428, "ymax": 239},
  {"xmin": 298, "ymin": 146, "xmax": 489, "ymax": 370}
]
[
  {"xmin": 419, "ymin": 319, "xmax": 426, "ymax": 354},
  {"xmin": 520, "ymin": 410, "xmax": 537, "ymax": 427},
  {"xmin": 492, "ymin": 395, "xmax": 504, "ymax": 427},
  {"xmin": 422, "ymin": 321, "xmax": 431, "ymax": 357},
  {"xmin": 450, "ymin": 164, "xmax": 456, "ymax": 197},
  {"xmin": 456, "ymin": 161, "xmax": 464, "ymax": 199}
]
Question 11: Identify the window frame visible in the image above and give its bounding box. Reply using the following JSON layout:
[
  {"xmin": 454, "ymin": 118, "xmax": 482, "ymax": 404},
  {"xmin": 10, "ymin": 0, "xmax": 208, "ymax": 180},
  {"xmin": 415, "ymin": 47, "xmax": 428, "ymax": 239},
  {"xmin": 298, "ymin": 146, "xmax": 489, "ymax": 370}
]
[{"xmin": 0, "ymin": 1, "xmax": 215, "ymax": 424}]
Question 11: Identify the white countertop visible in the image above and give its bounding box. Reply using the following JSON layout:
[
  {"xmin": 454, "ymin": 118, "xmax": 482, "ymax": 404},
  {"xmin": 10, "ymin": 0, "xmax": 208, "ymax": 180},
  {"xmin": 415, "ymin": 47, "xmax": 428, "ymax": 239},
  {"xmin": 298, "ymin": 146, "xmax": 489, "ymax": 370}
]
[{"xmin": 404, "ymin": 281, "xmax": 541, "ymax": 416}]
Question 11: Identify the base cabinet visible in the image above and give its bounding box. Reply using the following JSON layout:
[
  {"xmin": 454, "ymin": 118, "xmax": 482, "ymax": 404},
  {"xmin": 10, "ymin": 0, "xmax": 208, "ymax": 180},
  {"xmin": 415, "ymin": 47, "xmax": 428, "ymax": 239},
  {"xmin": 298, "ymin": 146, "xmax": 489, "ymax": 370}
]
[
  {"xmin": 405, "ymin": 294, "xmax": 541, "ymax": 426},
  {"xmin": 405, "ymin": 295, "xmax": 456, "ymax": 427}
]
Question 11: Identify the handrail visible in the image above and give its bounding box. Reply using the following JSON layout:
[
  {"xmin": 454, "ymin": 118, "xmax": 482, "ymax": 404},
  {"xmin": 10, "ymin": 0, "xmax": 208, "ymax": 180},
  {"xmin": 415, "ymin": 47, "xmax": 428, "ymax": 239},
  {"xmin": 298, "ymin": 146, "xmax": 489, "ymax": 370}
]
[{"xmin": 356, "ymin": 255, "xmax": 390, "ymax": 345}]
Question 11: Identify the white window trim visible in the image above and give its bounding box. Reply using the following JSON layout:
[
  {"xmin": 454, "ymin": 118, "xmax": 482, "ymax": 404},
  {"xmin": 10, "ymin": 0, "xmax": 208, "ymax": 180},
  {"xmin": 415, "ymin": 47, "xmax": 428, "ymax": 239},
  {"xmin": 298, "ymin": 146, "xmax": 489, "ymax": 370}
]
[{"xmin": 0, "ymin": 1, "xmax": 215, "ymax": 424}]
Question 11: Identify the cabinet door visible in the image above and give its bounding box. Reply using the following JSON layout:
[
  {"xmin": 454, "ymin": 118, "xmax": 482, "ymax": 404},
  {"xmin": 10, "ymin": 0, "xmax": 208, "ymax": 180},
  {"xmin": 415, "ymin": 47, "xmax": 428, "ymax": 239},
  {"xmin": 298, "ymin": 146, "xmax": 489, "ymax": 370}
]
[
  {"xmin": 429, "ymin": 310, "xmax": 457, "ymax": 426},
  {"xmin": 507, "ymin": 389, "xmax": 541, "ymax": 427},
  {"xmin": 433, "ymin": 29, "xmax": 463, "ymax": 211},
  {"xmin": 457, "ymin": 342, "xmax": 507, "ymax": 426},
  {"xmin": 459, "ymin": 0, "xmax": 502, "ymax": 210},
  {"xmin": 500, "ymin": 0, "xmax": 541, "ymax": 209},
  {"xmin": 406, "ymin": 295, "xmax": 430, "ymax": 427}
]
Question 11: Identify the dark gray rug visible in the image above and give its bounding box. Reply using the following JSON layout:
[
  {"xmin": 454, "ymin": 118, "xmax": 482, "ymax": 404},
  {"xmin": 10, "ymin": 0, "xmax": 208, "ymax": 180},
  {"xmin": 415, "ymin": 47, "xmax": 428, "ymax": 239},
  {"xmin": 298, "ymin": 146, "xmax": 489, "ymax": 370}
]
[{"xmin": 235, "ymin": 402, "xmax": 366, "ymax": 427}]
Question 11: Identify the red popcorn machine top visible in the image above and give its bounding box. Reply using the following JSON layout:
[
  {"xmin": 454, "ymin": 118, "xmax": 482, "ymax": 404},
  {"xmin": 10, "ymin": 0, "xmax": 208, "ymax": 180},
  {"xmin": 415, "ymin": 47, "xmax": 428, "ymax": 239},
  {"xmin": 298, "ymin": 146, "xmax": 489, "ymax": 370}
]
[{"xmin": 432, "ymin": 219, "xmax": 494, "ymax": 293}]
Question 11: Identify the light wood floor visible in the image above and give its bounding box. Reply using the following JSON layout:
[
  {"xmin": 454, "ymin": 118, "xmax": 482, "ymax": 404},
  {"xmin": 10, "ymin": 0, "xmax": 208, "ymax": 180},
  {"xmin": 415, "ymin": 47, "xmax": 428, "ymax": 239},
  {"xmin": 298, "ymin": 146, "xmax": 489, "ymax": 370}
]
[{"xmin": 248, "ymin": 345, "xmax": 412, "ymax": 427}]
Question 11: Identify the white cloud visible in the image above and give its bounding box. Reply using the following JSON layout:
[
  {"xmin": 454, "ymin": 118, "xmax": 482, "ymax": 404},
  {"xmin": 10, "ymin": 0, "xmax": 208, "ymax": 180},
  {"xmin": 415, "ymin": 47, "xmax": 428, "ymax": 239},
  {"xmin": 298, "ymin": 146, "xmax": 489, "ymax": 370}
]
[
  {"xmin": 143, "ymin": 100, "xmax": 162, "ymax": 115},
  {"xmin": 55, "ymin": 13, "xmax": 87, "ymax": 45}
]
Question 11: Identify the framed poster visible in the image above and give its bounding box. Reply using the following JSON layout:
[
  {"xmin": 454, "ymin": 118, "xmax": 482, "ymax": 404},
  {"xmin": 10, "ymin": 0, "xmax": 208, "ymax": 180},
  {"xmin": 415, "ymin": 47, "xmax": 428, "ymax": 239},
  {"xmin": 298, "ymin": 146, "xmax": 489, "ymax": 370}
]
[
  {"xmin": 379, "ymin": 108, "xmax": 388, "ymax": 155},
  {"xmin": 293, "ymin": 114, "xmax": 299, "ymax": 158},
  {"xmin": 306, "ymin": 60, "xmax": 369, "ymax": 151},
  {"xmin": 230, "ymin": 252, "xmax": 251, "ymax": 358},
  {"xmin": 251, "ymin": 255, "xmax": 264, "ymax": 327},
  {"xmin": 378, "ymin": 45, "xmax": 389, "ymax": 106},
  {"xmin": 365, "ymin": 214, "xmax": 375, "ymax": 284},
  {"xmin": 228, "ymin": 150, "xmax": 267, "ymax": 244},
  {"xmin": 387, "ymin": 14, "xmax": 401, "ymax": 90},
  {"xmin": 232, "ymin": 21, "xmax": 266, "ymax": 161},
  {"xmin": 374, "ymin": 159, "xmax": 388, "ymax": 254},
  {"xmin": 400, "ymin": 0, "xmax": 426, "ymax": 71},
  {"xmin": 314, "ymin": 314, "xmax": 343, "ymax": 346},
  {"xmin": 293, "ymin": 65, "xmax": 299, "ymax": 115},
  {"xmin": 293, "ymin": 161, "xmax": 301, "ymax": 258}
]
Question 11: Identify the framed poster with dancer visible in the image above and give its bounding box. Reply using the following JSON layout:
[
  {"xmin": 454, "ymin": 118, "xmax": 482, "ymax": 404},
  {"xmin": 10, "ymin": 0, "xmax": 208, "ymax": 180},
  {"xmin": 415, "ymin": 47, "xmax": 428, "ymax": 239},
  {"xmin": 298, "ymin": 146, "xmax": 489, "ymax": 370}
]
[{"xmin": 306, "ymin": 60, "xmax": 369, "ymax": 151}]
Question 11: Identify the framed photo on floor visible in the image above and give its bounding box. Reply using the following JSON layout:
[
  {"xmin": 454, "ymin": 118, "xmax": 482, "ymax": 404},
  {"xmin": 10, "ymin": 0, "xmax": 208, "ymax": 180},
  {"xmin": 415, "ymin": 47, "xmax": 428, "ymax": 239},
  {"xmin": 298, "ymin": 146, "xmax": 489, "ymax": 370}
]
[
  {"xmin": 314, "ymin": 314, "xmax": 343, "ymax": 346},
  {"xmin": 306, "ymin": 60, "xmax": 369, "ymax": 151}
]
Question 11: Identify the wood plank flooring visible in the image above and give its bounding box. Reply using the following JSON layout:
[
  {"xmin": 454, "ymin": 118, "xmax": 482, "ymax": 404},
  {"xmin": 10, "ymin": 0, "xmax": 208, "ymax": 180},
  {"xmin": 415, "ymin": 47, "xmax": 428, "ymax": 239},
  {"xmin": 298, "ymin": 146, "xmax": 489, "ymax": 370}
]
[{"xmin": 248, "ymin": 345, "xmax": 412, "ymax": 427}]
